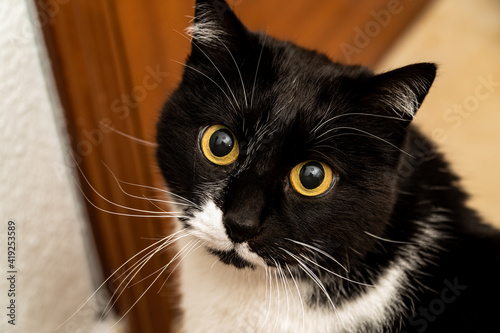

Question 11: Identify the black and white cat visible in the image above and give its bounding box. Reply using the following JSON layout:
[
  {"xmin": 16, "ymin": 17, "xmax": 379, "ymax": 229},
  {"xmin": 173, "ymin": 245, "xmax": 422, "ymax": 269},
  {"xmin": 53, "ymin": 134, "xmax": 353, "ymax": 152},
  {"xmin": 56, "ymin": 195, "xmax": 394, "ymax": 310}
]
[{"xmin": 156, "ymin": 1, "xmax": 500, "ymax": 332}]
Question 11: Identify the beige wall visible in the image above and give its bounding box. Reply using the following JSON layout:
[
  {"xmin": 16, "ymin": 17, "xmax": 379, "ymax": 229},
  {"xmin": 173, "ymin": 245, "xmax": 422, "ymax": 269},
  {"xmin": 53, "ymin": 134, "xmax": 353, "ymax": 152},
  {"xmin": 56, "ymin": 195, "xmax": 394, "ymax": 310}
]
[{"xmin": 377, "ymin": 0, "xmax": 500, "ymax": 228}]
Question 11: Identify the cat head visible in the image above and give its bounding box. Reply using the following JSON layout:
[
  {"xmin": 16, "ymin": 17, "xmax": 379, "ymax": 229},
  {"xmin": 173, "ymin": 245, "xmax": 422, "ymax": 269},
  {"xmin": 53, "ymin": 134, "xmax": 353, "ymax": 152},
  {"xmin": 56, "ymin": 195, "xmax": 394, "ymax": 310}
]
[{"xmin": 156, "ymin": 0, "xmax": 436, "ymax": 270}]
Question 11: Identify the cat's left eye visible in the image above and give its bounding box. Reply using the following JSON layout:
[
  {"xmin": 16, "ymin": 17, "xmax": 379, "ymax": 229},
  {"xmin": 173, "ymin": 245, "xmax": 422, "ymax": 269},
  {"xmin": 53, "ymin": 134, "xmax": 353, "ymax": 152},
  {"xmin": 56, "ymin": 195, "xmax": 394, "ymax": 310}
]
[
  {"xmin": 290, "ymin": 161, "xmax": 335, "ymax": 196},
  {"xmin": 200, "ymin": 124, "xmax": 239, "ymax": 165}
]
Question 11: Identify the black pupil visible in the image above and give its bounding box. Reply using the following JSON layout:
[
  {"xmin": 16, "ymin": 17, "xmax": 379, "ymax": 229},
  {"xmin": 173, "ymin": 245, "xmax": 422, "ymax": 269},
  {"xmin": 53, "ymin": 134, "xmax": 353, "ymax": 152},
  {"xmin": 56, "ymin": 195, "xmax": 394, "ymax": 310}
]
[
  {"xmin": 209, "ymin": 129, "xmax": 234, "ymax": 157},
  {"xmin": 299, "ymin": 161, "xmax": 325, "ymax": 190}
]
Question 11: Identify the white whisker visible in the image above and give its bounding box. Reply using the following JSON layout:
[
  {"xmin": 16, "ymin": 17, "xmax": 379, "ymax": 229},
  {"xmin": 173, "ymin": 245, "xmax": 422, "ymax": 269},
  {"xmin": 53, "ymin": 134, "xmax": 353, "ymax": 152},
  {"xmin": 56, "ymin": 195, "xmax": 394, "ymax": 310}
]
[
  {"xmin": 101, "ymin": 161, "xmax": 189, "ymax": 208},
  {"xmin": 102, "ymin": 233, "xmax": 188, "ymax": 317},
  {"xmin": 102, "ymin": 238, "xmax": 173, "ymax": 318},
  {"xmin": 286, "ymin": 264, "xmax": 305, "ymax": 333},
  {"xmin": 170, "ymin": 59, "xmax": 236, "ymax": 110},
  {"xmin": 173, "ymin": 29, "xmax": 241, "ymax": 109},
  {"xmin": 104, "ymin": 125, "xmax": 158, "ymax": 147},
  {"xmin": 71, "ymin": 175, "xmax": 185, "ymax": 218},
  {"xmin": 311, "ymin": 112, "xmax": 409, "ymax": 138},
  {"xmin": 72, "ymin": 157, "xmax": 182, "ymax": 215},
  {"xmin": 299, "ymin": 254, "xmax": 374, "ymax": 287},
  {"xmin": 286, "ymin": 238, "xmax": 348, "ymax": 273},
  {"xmin": 250, "ymin": 27, "xmax": 268, "ymax": 108},
  {"xmin": 53, "ymin": 231, "xmax": 185, "ymax": 331},
  {"xmin": 277, "ymin": 263, "xmax": 290, "ymax": 330},
  {"xmin": 364, "ymin": 231, "xmax": 415, "ymax": 245},
  {"xmin": 212, "ymin": 35, "xmax": 248, "ymax": 107},
  {"xmin": 157, "ymin": 240, "xmax": 202, "ymax": 292},
  {"xmin": 257, "ymin": 266, "xmax": 272, "ymax": 333},
  {"xmin": 118, "ymin": 180, "xmax": 199, "ymax": 208},
  {"xmin": 272, "ymin": 266, "xmax": 280, "ymax": 333},
  {"xmin": 114, "ymin": 231, "xmax": 186, "ymax": 282},
  {"xmin": 280, "ymin": 248, "xmax": 339, "ymax": 315},
  {"xmin": 106, "ymin": 239, "xmax": 198, "ymax": 332},
  {"xmin": 316, "ymin": 126, "xmax": 415, "ymax": 158}
]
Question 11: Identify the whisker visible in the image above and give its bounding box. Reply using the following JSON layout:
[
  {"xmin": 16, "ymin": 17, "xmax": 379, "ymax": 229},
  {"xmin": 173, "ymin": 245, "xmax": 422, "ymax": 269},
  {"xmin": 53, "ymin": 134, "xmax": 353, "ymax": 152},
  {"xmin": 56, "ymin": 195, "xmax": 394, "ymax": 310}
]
[
  {"xmin": 364, "ymin": 231, "xmax": 416, "ymax": 245},
  {"xmin": 106, "ymin": 240, "xmax": 198, "ymax": 332},
  {"xmin": 311, "ymin": 112, "xmax": 409, "ymax": 137},
  {"xmin": 316, "ymin": 126, "xmax": 415, "ymax": 158},
  {"xmin": 280, "ymin": 248, "xmax": 338, "ymax": 314},
  {"xmin": 272, "ymin": 265, "xmax": 280, "ymax": 333},
  {"xmin": 170, "ymin": 59, "xmax": 236, "ymax": 110},
  {"xmin": 286, "ymin": 264, "xmax": 305, "ymax": 332},
  {"xmin": 173, "ymin": 29, "xmax": 240, "ymax": 109},
  {"xmin": 72, "ymin": 158, "xmax": 183, "ymax": 216},
  {"xmin": 286, "ymin": 238, "xmax": 348, "ymax": 272},
  {"xmin": 299, "ymin": 254, "xmax": 374, "ymax": 287},
  {"xmin": 71, "ymin": 175, "xmax": 186, "ymax": 219},
  {"xmin": 125, "ymin": 237, "xmax": 196, "ymax": 290},
  {"xmin": 157, "ymin": 240, "xmax": 202, "ymax": 292},
  {"xmin": 103, "ymin": 242, "xmax": 169, "ymax": 317},
  {"xmin": 118, "ymin": 180, "xmax": 199, "ymax": 209},
  {"xmin": 212, "ymin": 35, "xmax": 248, "ymax": 107},
  {"xmin": 101, "ymin": 161, "xmax": 189, "ymax": 208},
  {"xmin": 114, "ymin": 231, "xmax": 186, "ymax": 282},
  {"xmin": 142, "ymin": 195, "xmax": 172, "ymax": 213},
  {"xmin": 277, "ymin": 263, "xmax": 290, "ymax": 330},
  {"xmin": 102, "ymin": 233, "xmax": 188, "ymax": 317},
  {"xmin": 257, "ymin": 266, "xmax": 272, "ymax": 333},
  {"xmin": 250, "ymin": 26, "xmax": 268, "ymax": 108},
  {"xmin": 104, "ymin": 125, "xmax": 158, "ymax": 147},
  {"xmin": 53, "ymin": 232, "xmax": 184, "ymax": 331}
]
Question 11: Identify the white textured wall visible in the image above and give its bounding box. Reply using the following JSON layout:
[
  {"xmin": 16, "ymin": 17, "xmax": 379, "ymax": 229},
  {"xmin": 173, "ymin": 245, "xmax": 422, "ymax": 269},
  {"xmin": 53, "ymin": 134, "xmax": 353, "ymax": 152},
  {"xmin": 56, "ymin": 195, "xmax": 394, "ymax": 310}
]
[{"xmin": 0, "ymin": 1, "xmax": 113, "ymax": 332}]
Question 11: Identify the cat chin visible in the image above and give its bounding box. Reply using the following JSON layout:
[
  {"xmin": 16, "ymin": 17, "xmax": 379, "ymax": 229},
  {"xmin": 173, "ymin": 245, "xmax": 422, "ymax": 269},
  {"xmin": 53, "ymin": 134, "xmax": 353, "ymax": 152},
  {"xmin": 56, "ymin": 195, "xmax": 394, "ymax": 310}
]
[{"xmin": 207, "ymin": 247, "xmax": 255, "ymax": 269}]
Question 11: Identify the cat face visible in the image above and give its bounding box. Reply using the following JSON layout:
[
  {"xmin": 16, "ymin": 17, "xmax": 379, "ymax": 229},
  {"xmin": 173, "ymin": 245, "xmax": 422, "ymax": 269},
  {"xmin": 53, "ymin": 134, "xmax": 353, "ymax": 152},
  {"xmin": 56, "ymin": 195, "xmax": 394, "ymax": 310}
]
[{"xmin": 156, "ymin": 0, "xmax": 436, "ymax": 271}]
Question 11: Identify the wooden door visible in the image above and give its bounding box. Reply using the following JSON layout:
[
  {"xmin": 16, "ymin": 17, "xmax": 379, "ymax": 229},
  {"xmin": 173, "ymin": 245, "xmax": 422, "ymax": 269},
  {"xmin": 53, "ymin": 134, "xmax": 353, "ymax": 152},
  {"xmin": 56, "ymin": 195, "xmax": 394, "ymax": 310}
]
[{"xmin": 35, "ymin": 0, "xmax": 432, "ymax": 332}]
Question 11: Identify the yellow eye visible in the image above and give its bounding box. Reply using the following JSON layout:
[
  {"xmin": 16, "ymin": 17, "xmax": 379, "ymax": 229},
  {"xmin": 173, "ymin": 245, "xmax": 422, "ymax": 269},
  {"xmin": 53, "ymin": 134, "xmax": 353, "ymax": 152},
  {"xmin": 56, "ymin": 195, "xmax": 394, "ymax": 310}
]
[
  {"xmin": 290, "ymin": 161, "xmax": 335, "ymax": 196},
  {"xmin": 200, "ymin": 125, "xmax": 239, "ymax": 165}
]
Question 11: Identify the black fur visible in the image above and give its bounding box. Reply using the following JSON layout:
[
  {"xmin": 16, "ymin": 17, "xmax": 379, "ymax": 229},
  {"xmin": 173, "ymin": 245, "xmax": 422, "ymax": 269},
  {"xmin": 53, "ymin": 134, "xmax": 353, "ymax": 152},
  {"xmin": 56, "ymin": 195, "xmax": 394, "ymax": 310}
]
[{"xmin": 156, "ymin": 0, "xmax": 500, "ymax": 331}]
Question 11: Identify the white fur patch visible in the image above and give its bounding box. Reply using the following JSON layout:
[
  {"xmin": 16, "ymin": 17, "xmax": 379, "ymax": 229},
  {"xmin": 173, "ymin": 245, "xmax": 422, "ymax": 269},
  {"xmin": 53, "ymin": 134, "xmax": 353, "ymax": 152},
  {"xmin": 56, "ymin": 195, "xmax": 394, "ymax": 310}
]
[
  {"xmin": 380, "ymin": 75, "xmax": 431, "ymax": 118},
  {"xmin": 185, "ymin": 4, "xmax": 228, "ymax": 45},
  {"xmin": 179, "ymin": 236, "xmax": 408, "ymax": 333},
  {"xmin": 187, "ymin": 199, "xmax": 265, "ymax": 266},
  {"xmin": 380, "ymin": 85, "xmax": 419, "ymax": 118},
  {"xmin": 188, "ymin": 199, "xmax": 232, "ymax": 251},
  {"xmin": 179, "ymin": 199, "xmax": 444, "ymax": 332}
]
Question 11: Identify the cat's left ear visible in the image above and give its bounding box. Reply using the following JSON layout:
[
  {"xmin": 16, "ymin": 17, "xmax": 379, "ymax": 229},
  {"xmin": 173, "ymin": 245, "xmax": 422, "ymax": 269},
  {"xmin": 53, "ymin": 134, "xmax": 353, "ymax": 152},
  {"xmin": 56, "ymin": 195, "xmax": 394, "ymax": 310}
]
[
  {"xmin": 188, "ymin": 0, "xmax": 248, "ymax": 51},
  {"xmin": 364, "ymin": 63, "xmax": 437, "ymax": 121}
]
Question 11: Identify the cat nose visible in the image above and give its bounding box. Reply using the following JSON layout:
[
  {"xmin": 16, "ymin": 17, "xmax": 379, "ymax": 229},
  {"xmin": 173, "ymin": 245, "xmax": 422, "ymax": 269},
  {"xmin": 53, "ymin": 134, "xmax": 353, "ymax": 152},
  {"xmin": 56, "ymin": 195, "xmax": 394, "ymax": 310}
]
[{"xmin": 224, "ymin": 214, "xmax": 260, "ymax": 243}]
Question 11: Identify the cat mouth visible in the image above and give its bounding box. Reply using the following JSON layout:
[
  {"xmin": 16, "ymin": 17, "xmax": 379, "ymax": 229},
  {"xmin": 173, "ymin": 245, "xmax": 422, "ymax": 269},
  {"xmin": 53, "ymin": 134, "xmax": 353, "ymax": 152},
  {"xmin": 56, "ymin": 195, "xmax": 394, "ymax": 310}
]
[
  {"xmin": 207, "ymin": 247, "xmax": 255, "ymax": 269},
  {"xmin": 203, "ymin": 239, "xmax": 267, "ymax": 269}
]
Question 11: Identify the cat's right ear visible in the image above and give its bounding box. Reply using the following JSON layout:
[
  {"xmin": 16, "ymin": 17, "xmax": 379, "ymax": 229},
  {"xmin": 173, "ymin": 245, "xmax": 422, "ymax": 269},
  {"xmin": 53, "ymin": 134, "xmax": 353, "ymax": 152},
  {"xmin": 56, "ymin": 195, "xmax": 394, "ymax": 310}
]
[
  {"xmin": 187, "ymin": 0, "xmax": 248, "ymax": 54},
  {"xmin": 363, "ymin": 63, "xmax": 437, "ymax": 122}
]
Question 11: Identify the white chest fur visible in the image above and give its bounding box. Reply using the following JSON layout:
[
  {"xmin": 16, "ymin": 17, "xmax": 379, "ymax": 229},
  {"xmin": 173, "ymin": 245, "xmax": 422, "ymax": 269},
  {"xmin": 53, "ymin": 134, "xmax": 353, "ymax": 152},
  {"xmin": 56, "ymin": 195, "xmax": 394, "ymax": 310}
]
[{"xmin": 178, "ymin": 235, "xmax": 406, "ymax": 333}]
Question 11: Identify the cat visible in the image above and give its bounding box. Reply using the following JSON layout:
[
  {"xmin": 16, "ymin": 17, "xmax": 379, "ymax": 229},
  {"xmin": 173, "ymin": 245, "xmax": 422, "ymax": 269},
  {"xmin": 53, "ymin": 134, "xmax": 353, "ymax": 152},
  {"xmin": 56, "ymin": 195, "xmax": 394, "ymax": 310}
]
[{"xmin": 155, "ymin": 0, "xmax": 500, "ymax": 332}]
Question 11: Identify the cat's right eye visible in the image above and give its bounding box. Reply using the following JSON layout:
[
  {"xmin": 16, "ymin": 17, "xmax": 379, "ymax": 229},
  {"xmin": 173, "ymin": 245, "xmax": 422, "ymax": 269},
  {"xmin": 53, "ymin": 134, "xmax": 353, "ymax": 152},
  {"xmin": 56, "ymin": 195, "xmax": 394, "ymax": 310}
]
[
  {"xmin": 200, "ymin": 124, "xmax": 239, "ymax": 165},
  {"xmin": 290, "ymin": 160, "xmax": 335, "ymax": 196}
]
